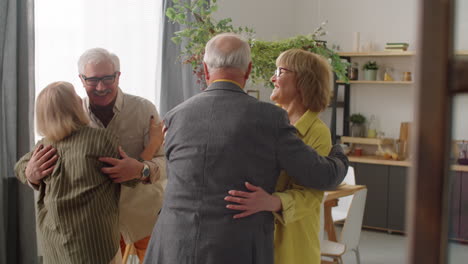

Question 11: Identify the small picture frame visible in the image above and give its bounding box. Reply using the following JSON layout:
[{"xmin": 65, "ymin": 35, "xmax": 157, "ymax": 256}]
[{"xmin": 246, "ymin": 90, "xmax": 260, "ymax": 99}]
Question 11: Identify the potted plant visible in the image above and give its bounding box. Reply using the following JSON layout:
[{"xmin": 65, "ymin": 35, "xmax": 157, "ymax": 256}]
[
  {"xmin": 362, "ymin": 61, "xmax": 379, "ymax": 81},
  {"xmin": 350, "ymin": 113, "xmax": 366, "ymax": 137},
  {"xmin": 165, "ymin": 0, "xmax": 349, "ymax": 88}
]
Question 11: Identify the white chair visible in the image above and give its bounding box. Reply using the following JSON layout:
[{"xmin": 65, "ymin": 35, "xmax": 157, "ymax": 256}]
[
  {"xmin": 321, "ymin": 188, "xmax": 367, "ymax": 264},
  {"xmin": 332, "ymin": 166, "xmax": 356, "ymax": 222},
  {"xmin": 320, "ymin": 193, "xmax": 346, "ymax": 264}
]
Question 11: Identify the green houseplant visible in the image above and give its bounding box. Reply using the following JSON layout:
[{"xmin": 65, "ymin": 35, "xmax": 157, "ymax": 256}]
[
  {"xmin": 166, "ymin": 0, "xmax": 349, "ymax": 88},
  {"xmin": 362, "ymin": 61, "xmax": 379, "ymax": 81},
  {"xmin": 350, "ymin": 113, "xmax": 366, "ymax": 137}
]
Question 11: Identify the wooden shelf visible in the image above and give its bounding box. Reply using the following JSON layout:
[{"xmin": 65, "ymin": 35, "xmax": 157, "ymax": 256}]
[
  {"xmin": 455, "ymin": 50, "xmax": 468, "ymax": 56},
  {"xmin": 338, "ymin": 51, "xmax": 414, "ymax": 57},
  {"xmin": 336, "ymin": 80, "xmax": 413, "ymax": 85},
  {"xmin": 341, "ymin": 136, "xmax": 394, "ymax": 145},
  {"xmin": 348, "ymin": 155, "xmax": 410, "ymax": 167},
  {"xmin": 338, "ymin": 50, "xmax": 468, "ymax": 57}
]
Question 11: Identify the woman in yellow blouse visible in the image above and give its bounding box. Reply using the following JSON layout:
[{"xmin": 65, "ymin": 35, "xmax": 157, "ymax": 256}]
[{"xmin": 225, "ymin": 49, "xmax": 332, "ymax": 264}]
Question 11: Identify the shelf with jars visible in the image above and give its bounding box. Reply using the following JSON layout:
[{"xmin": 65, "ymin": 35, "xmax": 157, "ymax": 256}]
[{"xmin": 330, "ymin": 51, "xmax": 416, "ymax": 144}]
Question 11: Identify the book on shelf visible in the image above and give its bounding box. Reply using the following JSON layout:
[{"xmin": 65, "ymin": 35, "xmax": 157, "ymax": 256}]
[
  {"xmin": 385, "ymin": 42, "xmax": 409, "ymax": 51},
  {"xmin": 384, "ymin": 45, "xmax": 408, "ymax": 51},
  {"xmin": 385, "ymin": 45, "xmax": 408, "ymax": 48},
  {"xmin": 386, "ymin": 42, "xmax": 409, "ymax": 46},
  {"xmin": 384, "ymin": 48, "xmax": 408, "ymax": 52},
  {"xmin": 385, "ymin": 46, "xmax": 408, "ymax": 50}
]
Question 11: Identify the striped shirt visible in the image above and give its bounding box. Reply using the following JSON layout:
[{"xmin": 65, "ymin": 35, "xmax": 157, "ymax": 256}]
[{"xmin": 15, "ymin": 126, "xmax": 121, "ymax": 264}]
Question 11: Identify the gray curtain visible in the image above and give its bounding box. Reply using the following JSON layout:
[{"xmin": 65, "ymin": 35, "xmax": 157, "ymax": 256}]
[
  {"xmin": 0, "ymin": 0, "xmax": 37, "ymax": 263},
  {"xmin": 159, "ymin": 0, "xmax": 201, "ymax": 116}
]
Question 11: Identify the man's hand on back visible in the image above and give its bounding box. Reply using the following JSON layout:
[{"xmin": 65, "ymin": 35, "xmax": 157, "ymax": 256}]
[
  {"xmin": 25, "ymin": 144, "xmax": 58, "ymax": 185},
  {"xmin": 99, "ymin": 146, "xmax": 143, "ymax": 183}
]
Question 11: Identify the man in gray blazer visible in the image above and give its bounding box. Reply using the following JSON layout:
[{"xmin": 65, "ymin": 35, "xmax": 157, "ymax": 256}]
[{"xmin": 144, "ymin": 33, "xmax": 348, "ymax": 264}]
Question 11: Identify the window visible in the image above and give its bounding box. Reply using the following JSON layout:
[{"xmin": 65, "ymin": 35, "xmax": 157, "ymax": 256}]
[{"xmin": 35, "ymin": 0, "xmax": 162, "ymax": 108}]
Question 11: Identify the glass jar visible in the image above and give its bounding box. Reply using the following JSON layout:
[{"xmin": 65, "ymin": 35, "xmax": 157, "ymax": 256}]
[
  {"xmin": 348, "ymin": 63, "xmax": 359, "ymax": 80},
  {"xmin": 367, "ymin": 115, "xmax": 377, "ymax": 138}
]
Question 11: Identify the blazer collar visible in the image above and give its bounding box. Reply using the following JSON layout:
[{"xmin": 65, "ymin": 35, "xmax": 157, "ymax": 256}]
[{"xmin": 205, "ymin": 81, "xmax": 246, "ymax": 95}]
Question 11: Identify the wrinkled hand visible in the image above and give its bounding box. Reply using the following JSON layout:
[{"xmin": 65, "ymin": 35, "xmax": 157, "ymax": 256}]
[
  {"xmin": 25, "ymin": 145, "xmax": 58, "ymax": 185},
  {"xmin": 225, "ymin": 182, "xmax": 282, "ymax": 219},
  {"xmin": 99, "ymin": 146, "xmax": 143, "ymax": 183}
]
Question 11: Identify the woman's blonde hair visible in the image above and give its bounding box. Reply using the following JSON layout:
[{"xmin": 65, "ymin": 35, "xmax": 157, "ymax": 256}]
[
  {"xmin": 276, "ymin": 49, "xmax": 332, "ymax": 112},
  {"xmin": 36, "ymin": 81, "xmax": 89, "ymax": 142}
]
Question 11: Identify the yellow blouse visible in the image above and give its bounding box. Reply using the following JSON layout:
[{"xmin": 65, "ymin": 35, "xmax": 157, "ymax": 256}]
[{"xmin": 272, "ymin": 110, "xmax": 332, "ymax": 264}]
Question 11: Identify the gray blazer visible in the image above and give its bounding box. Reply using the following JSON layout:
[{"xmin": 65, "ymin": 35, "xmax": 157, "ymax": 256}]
[{"xmin": 144, "ymin": 81, "xmax": 348, "ymax": 264}]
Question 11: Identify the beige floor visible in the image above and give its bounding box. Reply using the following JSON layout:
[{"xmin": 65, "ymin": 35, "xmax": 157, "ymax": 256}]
[
  {"xmin": 336, "ymin": 227, "xmax": 468, "ymax": 264},
  {"xmin": 122, "ymin": 227, "xmax": 468, "ymax": 264}
]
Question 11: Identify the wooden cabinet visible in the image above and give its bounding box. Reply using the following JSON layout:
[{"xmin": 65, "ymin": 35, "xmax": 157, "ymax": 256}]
[
  {"xmin": 448, "ymin": 171, "xmax": 468, "ymax": 241},
  {"xmin": 354, "ymin": 163, "xmax": 389, "ymax": 229},
  {"xmin": 387, "ymin": 166, "xmax": 408, "ymax": 231},
  {"xmin": 353, "ymin": 163, "xmax": 408, "ymax": 232},
  {"xmin": 449, "ymin": 171, "xmax": 461, "ymax": 239},
  {"xmin": 352, "ymin": 161, "xmax": 468, "ymax": 240},
  {"xmin": 460, "ymin": 172, "xmax": 468, "ymax": 240}
]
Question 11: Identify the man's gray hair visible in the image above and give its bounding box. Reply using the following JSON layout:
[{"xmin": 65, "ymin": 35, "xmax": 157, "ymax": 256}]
[
  {"xmin": 203, "ymin": 33, "xmax": 251, "ymax": 72},
  {"xmin": 77, "ymin": 48, "xmax": 120, "ymax": 74}
]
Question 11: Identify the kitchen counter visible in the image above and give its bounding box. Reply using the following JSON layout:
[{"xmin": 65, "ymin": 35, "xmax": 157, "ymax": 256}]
[{"xmin": 348, "ymin": 155, "xmax": 468, "ymax": 172}]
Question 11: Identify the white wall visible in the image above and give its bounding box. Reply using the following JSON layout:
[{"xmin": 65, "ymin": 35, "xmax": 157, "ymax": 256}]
[
  {"xmin": 214, "ymin": 0, "xmax": 299, "ymax": 102},
  {"xmin": 215, "ymin": 0, "xmax": 468, "ymax": 140},
  {"xmin": 215, "ymin": 0, "xmax": 296, "ymax": 41},
  {"xmin": 312, "ymin": 0, "xmax": 418, "ymax": 52},
  {"xmin": 314, "ymin": 0, "xmax": 468, "ymax": 139},
  {"xmin": 311, "ymin": 0, "xmax": 419, "ymax": 138}
]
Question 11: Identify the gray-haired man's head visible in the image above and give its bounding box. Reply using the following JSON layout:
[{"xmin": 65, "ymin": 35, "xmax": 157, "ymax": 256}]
[{"xmin": 203, "ymin": 33, "xmax": 251, "ymax": 72}]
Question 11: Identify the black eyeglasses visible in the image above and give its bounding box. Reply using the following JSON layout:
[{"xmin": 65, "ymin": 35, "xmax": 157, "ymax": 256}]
[
  {"xmin": 81, "ymin": 72, "xmax": 118, "ymax": 86},
  {"xmin": 274, "ymin": 67, "xmax": 293, "ymax": 78}
]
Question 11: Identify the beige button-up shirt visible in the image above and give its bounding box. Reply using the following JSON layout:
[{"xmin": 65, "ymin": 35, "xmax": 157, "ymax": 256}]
[{"xmin": 84, "ymin": 88, "xmax": 166, "ymax": 243}]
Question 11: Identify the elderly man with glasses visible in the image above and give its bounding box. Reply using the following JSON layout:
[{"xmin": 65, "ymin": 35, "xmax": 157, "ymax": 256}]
[{"xmin": 27, "ymin": 47, "xmax": 166, "ymax": 262}]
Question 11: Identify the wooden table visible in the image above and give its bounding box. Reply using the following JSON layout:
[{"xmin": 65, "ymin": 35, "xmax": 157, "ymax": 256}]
[{"xmin": 324, "ymin": 184, "xmax": 367, "ymax": 242}]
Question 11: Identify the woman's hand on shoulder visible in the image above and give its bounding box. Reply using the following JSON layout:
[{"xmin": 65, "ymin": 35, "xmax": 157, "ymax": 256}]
[
  {"xmin": 149, "ymin": 116, "xmax": 164, "ymax": 146},
  {"xmin": 140, "ymin": 116, "xmax": 164, "ymax": 161}
]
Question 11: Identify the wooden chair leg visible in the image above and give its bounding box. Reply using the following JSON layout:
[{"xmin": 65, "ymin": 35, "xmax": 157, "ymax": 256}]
[
  {"xmin": 122, "ymin": 244, "xmax": 132, "ymax": 264},
  {"xmin": 324, "ymin": 199, "xmax": 338, "ymax": 241}
]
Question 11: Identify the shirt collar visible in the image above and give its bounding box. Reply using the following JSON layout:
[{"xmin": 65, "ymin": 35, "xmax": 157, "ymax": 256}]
[
  {"xmin": 212, "ymin": 79, "xmax": 243, "ymax": 88},
  {"xmin": 113, "ymin": 88, "xmax": 124, "ymax": 112},
  {"xmin": 295, "ymin": 110, "xmax": 319, "ymax": 137}
]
